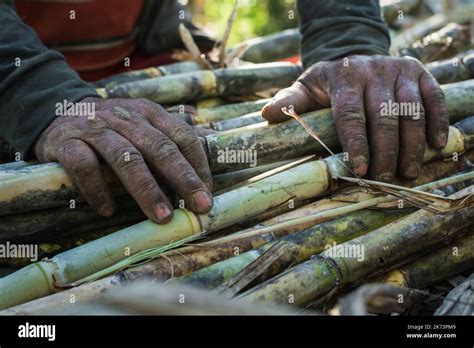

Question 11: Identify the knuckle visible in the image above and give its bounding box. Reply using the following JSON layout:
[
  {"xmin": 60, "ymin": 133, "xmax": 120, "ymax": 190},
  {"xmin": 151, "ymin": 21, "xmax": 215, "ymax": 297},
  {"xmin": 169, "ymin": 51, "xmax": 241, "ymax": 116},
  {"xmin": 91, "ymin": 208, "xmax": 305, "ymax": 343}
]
[
  {"xmin": 176, "ymin": 168, "xmax": 202, "ymax": 190},
  {"xmin": 374, "ymin": 116, "xmax": 398, "ymax": 130},
  {"xmin": 112, "ymin": 146, "xmax": 142, "ymax": 170},
  {"xmin": 154, "ymin": 139, "xmax": 180, "ymax": 161},
  {"xmin": 69, "ymin": 155, "xmax": 96, "ymax": 179},
  {"xmin": 335, "ymin": 103, "xmax": 365, "ymax": 122}
]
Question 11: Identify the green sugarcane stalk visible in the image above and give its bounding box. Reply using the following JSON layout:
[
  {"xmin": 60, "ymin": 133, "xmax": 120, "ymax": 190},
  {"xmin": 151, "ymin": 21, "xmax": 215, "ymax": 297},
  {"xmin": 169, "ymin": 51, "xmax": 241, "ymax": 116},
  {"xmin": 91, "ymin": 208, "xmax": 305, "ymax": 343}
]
[
  {"xmin": 212, "ymin": 158, "xmax": 297, "ymax": 192},
  {"xmin": 94, "ymin": 61, "xmax": 202, "ymax": 89},
  {"xmin": 427, "ymin": 52, "xmax": 474, "ymax": 84},
  {"xmin": 238, "ymin": 186, "xmax": 474, "ymax": 307},
  {"xmin": 0, "ymin": 196, "xmax": 144, "ymax": 244},
  {"xmin": 380, "ymin": 233, "xmax": 474, "ymax": 289},
  {"xmin": 205, "ymin": 80, "xmax": 474, "ymax": 172},
  {"xmin": 0, "ymin": 223, "xmax": 133, "ymax": 269},
  {"xmin": 210, "ymin": 111, "xmax": 265, "ymax": 131},
  {"xmin": 400, "ymin": 23, "xmax": 472, "ymax": 63},
  {"xmin": 172, "ymin": 170, "xmax": 474, "ymax": 290},
  {"xmin": 99, "ymin": 62, "xmax": 302, "ymax": 104},
  {"xmin": 0, "ymin": 163, "xmax": 123, "ymax": 216},
  {"xmin": 0, "ymin": 160, "xmax": 35, "ymax": 171},
  {"xmin": 237, "ymin": 29, "xmax": 301, "ymax": 64}
]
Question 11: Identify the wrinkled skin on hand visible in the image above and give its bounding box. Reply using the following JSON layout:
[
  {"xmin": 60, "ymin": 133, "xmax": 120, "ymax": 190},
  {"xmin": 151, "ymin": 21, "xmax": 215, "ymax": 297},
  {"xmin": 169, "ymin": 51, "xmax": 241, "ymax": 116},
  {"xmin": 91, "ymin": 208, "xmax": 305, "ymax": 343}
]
[
  {"xmin": 262, "ymin": 55, "xmax": 449, "ymax": 182},
  {"xmin": 34, "ymin": 97, "xmax": 213, "ymax": 223}
]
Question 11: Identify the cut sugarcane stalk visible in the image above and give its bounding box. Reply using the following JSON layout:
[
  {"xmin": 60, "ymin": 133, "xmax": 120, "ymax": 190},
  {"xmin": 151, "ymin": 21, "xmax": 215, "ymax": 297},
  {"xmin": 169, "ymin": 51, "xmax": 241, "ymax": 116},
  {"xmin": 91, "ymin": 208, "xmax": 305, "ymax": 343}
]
[
  {"xmin": 237, "ymin": 29, "xmax": 301, "ymax": 63},
  {"xmin": 0, "ymin": 196, "xmax": 143, "ymax": 243},
  {"xmin": 211, "ymin": 111, "xmax": 265, "ymax": 131},
  {"xmin": 94, "ymin": 61, "xmax": 202, "ymax": 89},
  {"xmin": 238, "ymin": 186, "xmax": 474, "ymax": 307},
  {"xmin": 172, "ymin": 171, "xmax": 474, "ymax": 290},
  {"xmin": 193, "ymin": 98, "xmax": 270, "ymax": 125},
  {"xmin": 427, "ymin": 52, "xmax": 474, "ymax": 84},
  {"xmin": 212, "ymin": 158, "xmax": 297, "ymax": 192},
  {"xmin": 100, "ymin": 62, "xmax": 302, "ymax": 104},
  {"xmin": 380, "ymin": 233, "xmax": 474, "ymax": 289},
  {"xmin": 0, "ymin": 223, "xmax": 133, "ymax": 269},
  {"xmin": 400, "ymin": 23, "xmax": 472, "ymax": 63}
]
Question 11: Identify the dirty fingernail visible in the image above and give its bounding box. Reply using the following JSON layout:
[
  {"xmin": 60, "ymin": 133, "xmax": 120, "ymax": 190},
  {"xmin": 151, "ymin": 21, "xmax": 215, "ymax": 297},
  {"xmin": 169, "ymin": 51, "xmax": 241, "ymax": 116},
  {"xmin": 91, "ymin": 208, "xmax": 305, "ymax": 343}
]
[
  {"xmin": 437, "ymin": 132, "xmax": 447, "ymax": 148},
  {"xmin": 405, "ymin": 163, "xmax": 420, "ymax": 179},
  {"xmin": 154, "ymin": 203, "xmax": 173, "ymax": 222},
  {"xmin": 192, "ymin": 190, "xmax": 213, "ymax": 212},
  {"xmin": 351, "ymin": 156, "xmax": 368, "ymax": 176}
]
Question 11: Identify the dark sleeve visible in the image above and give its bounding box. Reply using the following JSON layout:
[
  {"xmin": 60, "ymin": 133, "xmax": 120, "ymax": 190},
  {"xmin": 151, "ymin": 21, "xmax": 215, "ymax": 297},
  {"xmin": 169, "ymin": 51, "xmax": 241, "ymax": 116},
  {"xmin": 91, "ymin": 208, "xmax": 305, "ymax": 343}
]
[
  {"xmin": 297, "ymin": 0, "xmax": 391, "ymax": 68},
  {"xmin": 137, "ymin": 0, "xmax": 216, "ymax": 55},
  {"xmin": 0, "ymin": 0, "xmax": 99, "ymax": 159}
]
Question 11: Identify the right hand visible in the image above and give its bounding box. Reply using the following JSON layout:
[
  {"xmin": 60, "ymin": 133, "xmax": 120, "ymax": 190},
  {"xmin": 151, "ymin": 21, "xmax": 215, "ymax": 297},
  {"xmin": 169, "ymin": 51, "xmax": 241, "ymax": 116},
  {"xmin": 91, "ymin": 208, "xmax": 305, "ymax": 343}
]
[{"xmin": 34, "ymin": 97, "xmax": 213, "ymax": 223}]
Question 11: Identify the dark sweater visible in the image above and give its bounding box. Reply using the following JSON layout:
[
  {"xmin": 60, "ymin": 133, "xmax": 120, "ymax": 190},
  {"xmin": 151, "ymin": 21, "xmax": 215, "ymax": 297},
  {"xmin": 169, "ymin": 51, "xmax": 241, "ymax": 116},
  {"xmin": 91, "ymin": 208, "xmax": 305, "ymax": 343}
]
[{"xmin": 0, "ymin": 0, "xmax": 390, "ymax": 159}]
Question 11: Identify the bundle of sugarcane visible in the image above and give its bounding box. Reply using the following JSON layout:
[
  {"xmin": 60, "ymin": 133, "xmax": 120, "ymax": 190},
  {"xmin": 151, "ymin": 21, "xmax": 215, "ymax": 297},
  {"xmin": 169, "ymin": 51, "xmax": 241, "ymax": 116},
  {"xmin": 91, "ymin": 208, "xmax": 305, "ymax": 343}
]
[
  {"xmin": 238, "ymin": 184, "xmax": 473, "ymax": 307},
  {"xmin": 390, "ymin": 3, "xmax": 474, "ymax": 55},
  {"xmin": 0, "ymin": 112, "xmax": 472, "ymax": 310},
  {"xmin": 2, "ymin": 80, "xmax": 470, "ymax": 218},
  {"xmin": 169, "ymin": 170, "xmax": 474, "ymax": 291},
  {"xmin": 400, "ymin": 23, "xmax": 472, "ymax": 63},
  {"xmin": 205, "ymin": 80, "xmax": 474, "ymax": 172},
  {"xmin": 2, "ymin": 147, "xmax": 472, "ymax": 315},
  {"xmin": 97, "ymin": 62, "xmax": 302, "ymax": 104}
]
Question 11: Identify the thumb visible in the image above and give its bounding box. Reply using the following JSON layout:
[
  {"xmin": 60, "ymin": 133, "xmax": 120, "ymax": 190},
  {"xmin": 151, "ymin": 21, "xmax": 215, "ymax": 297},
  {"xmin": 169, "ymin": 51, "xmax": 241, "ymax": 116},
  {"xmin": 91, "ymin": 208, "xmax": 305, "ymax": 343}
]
[{"xmin": 261, "ymin": 81, "xmax": 325, "ymax": 123}]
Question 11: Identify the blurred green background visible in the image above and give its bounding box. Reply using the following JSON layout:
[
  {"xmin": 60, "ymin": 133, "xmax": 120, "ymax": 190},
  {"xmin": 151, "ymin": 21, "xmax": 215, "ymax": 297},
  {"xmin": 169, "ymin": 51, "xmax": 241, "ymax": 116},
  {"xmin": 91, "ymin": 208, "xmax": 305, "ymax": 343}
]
[{"xmin": 186, "ymin": 0, "xmax": 298, "ymax": 45}]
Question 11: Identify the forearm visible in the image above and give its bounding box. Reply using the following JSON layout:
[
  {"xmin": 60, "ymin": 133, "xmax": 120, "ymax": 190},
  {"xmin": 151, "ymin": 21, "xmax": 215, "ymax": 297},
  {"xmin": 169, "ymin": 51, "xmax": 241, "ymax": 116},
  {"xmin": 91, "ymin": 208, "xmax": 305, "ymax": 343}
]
[
  {"xmin": 0, "ymin": 0, "xmax": 98, "ymax": 159},
  {"xmin": 297, "ymin": 0, "xmax": 391, "ymax": 67}
]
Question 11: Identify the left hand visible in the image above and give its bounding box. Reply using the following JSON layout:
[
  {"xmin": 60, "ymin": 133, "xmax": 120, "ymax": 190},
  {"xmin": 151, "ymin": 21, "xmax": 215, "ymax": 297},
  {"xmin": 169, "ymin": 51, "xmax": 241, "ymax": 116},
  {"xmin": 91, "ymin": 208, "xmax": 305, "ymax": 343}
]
[{"xmin": 261, "ymin": 55, "xmax": 449, "ymax": 182}]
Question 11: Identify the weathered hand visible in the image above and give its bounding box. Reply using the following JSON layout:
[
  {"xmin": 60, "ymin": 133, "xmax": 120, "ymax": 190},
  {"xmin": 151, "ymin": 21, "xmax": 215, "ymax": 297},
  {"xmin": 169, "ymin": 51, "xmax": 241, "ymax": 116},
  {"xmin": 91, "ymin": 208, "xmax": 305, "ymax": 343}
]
[
  {"xmin": 34, "ymin": 97, "xmax": 213, "ymax": 223},
  {"xmin": 262, "ymin": 55, "xmax": 449, "ymax": 181}
]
